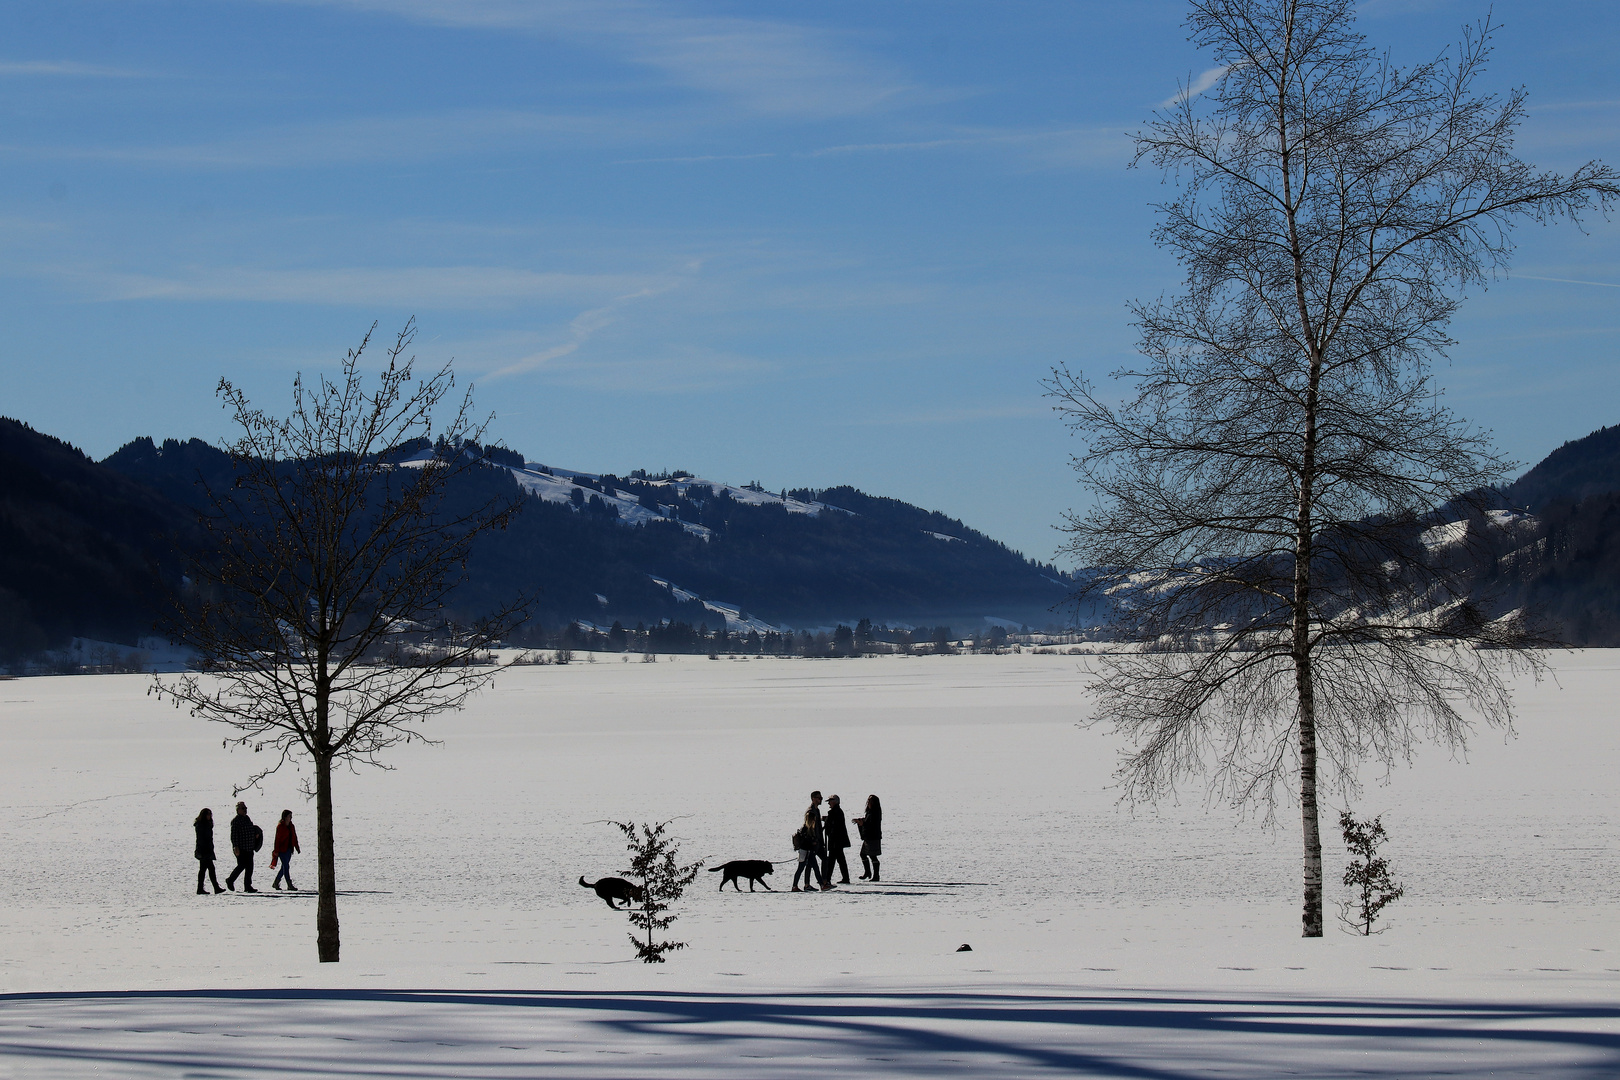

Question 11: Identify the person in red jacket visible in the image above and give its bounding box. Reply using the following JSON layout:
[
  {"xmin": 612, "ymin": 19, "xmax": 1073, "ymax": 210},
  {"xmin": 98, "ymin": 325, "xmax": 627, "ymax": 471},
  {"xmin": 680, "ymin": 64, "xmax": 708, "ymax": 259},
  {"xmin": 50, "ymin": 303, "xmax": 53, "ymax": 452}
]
[{"xmin": 270, "ymin": 809, "xmax": 301, "ymax": 891}]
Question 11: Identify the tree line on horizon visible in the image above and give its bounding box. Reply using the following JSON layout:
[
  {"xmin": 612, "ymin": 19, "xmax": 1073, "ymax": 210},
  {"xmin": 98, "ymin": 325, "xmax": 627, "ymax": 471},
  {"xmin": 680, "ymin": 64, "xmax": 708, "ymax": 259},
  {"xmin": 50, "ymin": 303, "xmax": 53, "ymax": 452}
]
[{"xmin": 530, "ymin": 617, "xmax": 1024, "ymax": 659}]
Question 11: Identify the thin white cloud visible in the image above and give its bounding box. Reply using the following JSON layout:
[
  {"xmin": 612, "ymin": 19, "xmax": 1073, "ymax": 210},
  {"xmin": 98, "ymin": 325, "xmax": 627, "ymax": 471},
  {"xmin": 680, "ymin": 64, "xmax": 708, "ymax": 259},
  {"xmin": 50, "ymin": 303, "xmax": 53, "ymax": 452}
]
[
  {"xmin": 799, "ymin": 126, "xmax": 1127, "ymax": 167},
  {"xmin": 0, "ymin": 108, "xmax": 657, "ymax": 169},
  {"xmin": 1356, "ymin": 0, "xmax": 1459, "ymax": 17},
  {"xmin": 1528, "ymin": 100, "xmax": 1620, "ymax": 113},
  {"xmin": 799, "ymin": 137, "xmax": 986, "ymax": 157},
  {"xmin": 78, "ymin": 265, "xmax": 660, "ymax": 308},
  {"xmin": 615, "ymin": 152, "xmax": 777, "ymax": 165},
  {"xmin": 0, "ymin": 60, "xmax": 151, "ymax": 78},
  {"xmin": 536, "ymin": 343, "xmax": 777, "ymax": 393},
  {"xmin": 262, "ymin": 0, "xmax": 915, "ymax": 118},
  {"xmin": 481, "ymin": 299, "xmax": 628, "ymax": 380},
  {"xmin": 841, "ymin": 404, "xmax": 1049, "ymax": 427},
  {"xmin": 613, "ymin": 127, "xmax": 1128, "ymax": 170},
  {"xmin": 1514, "ymin": 274, "xmax": 1620, "ymax": 289},
  {"xmin": 1162, "ymin": 64, "xmax": 1234, "ymax": 108},
  {"xmin": 483, "ymin": 278, "xmax": 685, "ymax": 381}
]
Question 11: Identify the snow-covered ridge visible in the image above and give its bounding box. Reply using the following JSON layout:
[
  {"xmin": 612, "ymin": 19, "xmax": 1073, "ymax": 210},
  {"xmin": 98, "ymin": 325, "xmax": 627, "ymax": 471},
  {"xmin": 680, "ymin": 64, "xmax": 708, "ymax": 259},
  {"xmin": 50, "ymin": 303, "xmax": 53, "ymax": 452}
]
[
  {"xmin": 1420, "ymin": 509, "xmax": 1536, "ymax": 552},
  {"xmin": 507, "ymin": 464, "xmax": 835, "ymax": 540},
  {"xmin": 641, "ymin": 576, "xmax": 784, "ymax": 634},
  {"xmin": 1085, "ymin": 507, "xmax": 1546, "ymax": 634}
]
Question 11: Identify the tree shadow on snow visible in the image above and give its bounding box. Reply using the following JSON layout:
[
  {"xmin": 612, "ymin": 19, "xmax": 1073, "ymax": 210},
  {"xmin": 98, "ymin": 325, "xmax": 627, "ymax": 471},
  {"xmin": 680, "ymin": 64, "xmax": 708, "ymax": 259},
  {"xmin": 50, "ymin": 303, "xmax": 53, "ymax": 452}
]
[{"xmin": 1, "ymin": 987, "xmax": 1617, "ymax": 1078}]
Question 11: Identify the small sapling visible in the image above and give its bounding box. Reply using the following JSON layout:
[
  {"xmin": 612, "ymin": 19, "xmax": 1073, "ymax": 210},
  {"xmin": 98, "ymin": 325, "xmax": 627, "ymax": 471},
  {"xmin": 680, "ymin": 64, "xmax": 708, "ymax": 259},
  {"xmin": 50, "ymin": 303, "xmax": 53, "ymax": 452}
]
[
  {"xmin": 612, "ymin": 819, "xmax": 705, "ymax": 963},
  {"xmin": 1338, "ymin": 811, "xmax": 1405, "ymax": 936}
]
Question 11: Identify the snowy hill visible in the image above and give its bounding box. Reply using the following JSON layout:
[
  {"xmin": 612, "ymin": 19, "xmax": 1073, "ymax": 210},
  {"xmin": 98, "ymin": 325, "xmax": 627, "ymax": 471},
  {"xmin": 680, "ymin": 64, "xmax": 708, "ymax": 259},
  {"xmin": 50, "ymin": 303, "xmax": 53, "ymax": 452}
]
[
  {"xmin": 502, "ymin": 462, "xmax": 826, "ymax": 542},
  {"xmin": 438, "ymin": 457, "xmax": 1074, "ymax": 637},
  {"xmin": 76, "ymin": 433, "xmax": 1074, "ymax": 648},
  {"xmin": 1061, "ymin": 422, "xmax": 1620, "ymax": 646}
]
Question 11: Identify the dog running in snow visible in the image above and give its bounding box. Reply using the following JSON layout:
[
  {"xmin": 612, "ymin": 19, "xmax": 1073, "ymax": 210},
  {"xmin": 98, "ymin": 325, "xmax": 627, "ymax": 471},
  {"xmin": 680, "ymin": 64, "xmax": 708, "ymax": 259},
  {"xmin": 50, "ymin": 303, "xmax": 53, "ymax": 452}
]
[
  {"xmin": 579, "ymin": 875, "xmax": 644, "ymax": 908},
  {"xmin": 709, "ymin": 860, "xmax": 775, "ymax": 891}
]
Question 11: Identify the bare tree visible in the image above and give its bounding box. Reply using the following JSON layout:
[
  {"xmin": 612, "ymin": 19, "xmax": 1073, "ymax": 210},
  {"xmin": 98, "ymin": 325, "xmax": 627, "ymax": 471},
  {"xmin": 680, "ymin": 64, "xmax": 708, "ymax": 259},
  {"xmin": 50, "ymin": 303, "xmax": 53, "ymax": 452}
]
[
  {"xmin": 154, "ymin": 321, "xmax": 528, "ymax": 962},
  {"xmin": 1048, "ymin": 0, "xmax": 1615, "ymax": 936}
]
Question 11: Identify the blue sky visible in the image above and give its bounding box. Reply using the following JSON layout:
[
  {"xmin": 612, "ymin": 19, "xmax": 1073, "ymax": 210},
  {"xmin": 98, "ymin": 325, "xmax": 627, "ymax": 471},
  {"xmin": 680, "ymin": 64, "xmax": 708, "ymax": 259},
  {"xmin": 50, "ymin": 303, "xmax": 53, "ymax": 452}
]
[{"xmin": 3, "ymin": 0, "xmax": 1617, "ymax": 563}]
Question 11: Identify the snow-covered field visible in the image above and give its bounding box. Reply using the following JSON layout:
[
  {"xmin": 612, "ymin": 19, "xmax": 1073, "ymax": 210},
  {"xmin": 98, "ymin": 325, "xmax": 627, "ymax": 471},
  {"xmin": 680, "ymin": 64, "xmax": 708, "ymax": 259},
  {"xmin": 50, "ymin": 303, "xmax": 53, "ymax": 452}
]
[{"xmin": 3, "ymin": 651, "xmax": 1618, "ymax": 1077}]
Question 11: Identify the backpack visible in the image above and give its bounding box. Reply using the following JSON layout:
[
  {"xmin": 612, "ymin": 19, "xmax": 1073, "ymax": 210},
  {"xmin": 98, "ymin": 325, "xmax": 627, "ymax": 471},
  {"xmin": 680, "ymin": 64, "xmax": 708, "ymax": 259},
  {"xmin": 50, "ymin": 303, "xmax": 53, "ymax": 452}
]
[
  {"xmin": 791, "ymin": 826, "xmax": 812, "ymax": 851},
  {"xmin": 252, "ymin": 824, "xmax": 264, "ymax": 852}
]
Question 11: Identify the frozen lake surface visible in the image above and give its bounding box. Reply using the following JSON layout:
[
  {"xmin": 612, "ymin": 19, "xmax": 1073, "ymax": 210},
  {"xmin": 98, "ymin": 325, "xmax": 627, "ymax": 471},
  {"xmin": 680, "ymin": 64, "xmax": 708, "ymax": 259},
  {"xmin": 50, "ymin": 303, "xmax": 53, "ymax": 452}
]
[{"xmin": 2, "ymin": 651, "xmax": 1617, "ymax": 1076}]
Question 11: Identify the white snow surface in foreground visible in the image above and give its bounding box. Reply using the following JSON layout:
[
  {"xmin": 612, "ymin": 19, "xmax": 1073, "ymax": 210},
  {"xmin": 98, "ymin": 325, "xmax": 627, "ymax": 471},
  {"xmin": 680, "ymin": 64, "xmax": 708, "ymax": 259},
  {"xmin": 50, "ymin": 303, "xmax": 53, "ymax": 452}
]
[{"xmin": 2, "ymin": 652, "xmax": 1618, "ymax": 1077}]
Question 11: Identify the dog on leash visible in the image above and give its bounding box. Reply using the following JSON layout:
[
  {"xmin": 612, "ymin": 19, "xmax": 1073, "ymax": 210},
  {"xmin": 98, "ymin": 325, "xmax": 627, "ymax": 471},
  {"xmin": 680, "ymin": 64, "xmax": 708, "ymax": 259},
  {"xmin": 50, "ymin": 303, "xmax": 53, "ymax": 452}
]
[
  {"xmin": 579, "ymin": 875, "xmax": 644, "ymax": 909},
  {"xmin": 708, "ymin": 860, "xmax": 775, "ymax": 891}
]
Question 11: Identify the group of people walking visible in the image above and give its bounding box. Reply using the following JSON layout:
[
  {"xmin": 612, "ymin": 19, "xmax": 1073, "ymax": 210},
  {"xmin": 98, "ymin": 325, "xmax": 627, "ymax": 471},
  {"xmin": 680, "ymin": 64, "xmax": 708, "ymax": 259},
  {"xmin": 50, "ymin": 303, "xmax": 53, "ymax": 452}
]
[
  {"xmin": 193, "ymin": 802, "xmax": 301, "ymax": 894},
  {"xmin": 194, "ymin": 795, "xmax": 872, "ymax": 897},
  {"xmin": 793, "ymin": 791, "xmax": 882, "ymax": 891}
]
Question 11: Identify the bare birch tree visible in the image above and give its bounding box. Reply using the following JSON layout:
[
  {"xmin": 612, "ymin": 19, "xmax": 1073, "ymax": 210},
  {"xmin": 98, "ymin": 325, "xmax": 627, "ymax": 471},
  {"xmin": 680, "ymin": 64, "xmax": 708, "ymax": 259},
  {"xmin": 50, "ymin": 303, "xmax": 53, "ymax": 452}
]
[
  {"xmin": 154, "ymin": 321, "xmax": 528, "ymax": 962},
  {"xmin": 1049, "ymin": 0, "xmax": 1615, "ymax": 936}
]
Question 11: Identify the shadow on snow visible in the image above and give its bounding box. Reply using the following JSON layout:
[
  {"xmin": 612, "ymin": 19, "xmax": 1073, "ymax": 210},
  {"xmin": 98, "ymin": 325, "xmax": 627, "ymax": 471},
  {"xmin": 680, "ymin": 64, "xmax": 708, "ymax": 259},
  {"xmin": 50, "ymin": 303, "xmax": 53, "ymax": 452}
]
[{"xmin": 1, "ymin": 987, "xmax": 1617, "ymax": 1078}]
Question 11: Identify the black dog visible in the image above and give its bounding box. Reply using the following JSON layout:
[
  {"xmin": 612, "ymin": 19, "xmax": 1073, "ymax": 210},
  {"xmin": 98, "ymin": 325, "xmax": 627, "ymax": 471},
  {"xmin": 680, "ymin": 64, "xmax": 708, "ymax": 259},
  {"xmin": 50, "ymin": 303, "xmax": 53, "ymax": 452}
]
[
  {"xmin": 579, "ymin": 875, "xmax": 644, "ymax": 909},
  {"xmin": 708, "ymin": 860, "xmax": 775, "ymax": 891}
]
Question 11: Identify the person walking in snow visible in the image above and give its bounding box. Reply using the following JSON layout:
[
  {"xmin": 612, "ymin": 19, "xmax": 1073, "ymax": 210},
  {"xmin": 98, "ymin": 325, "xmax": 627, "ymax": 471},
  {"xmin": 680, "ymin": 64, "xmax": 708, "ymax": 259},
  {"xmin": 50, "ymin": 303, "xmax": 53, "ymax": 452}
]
[
  {"xmin": 792, "ymin": 791, "xmax": 832, "ymax": 891},
  {"xmin": 270, "ymin": 809, "xmax": 300, "ymax": 890},
  {"xmin": 194, "ymin": 808, "xmax": 223, "ymax": 894},
  {"xmin": 791, "ymin": 821, "xmax": 817, "ymax": 891},
  {"xmin": 855, "ymin": 794, "xmax": 882, "ymax": 882},
  {"xmin": 823, "ymin": 794, "xmax": 852, "ymax": 884},
  {"xmin": 806, "ymin": 790, "xmax": 835, "ymax": 890},
  {"xmin": 225, "ymin": 801, "xmax": 260, "ymax": 892}
]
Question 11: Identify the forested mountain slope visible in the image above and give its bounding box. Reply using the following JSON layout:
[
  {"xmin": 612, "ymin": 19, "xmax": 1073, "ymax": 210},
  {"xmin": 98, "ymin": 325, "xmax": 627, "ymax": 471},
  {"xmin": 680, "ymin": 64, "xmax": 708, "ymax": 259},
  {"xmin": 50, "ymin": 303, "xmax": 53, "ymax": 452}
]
[
  {"xmin": 1495, "ymin": 424, "xmax": 1620, "ymax": 645},
  {"xmin": 14, "ymin": 415, "xmax": 1615, "ymax": 659},
  {"xmin": 0, "ymin": 419, "xmax": 199, "ymax": 657},
  {"xmin": 103, "ymin": 436, "xmax": 1070, "ymax": 636},
  {"xmin": 0, "ymin": 427, "xmax": 1070, "ymax": 662},
  {"xmin": 1506, "ymin": 424, "xmax": 1620, "ymax": 511}
]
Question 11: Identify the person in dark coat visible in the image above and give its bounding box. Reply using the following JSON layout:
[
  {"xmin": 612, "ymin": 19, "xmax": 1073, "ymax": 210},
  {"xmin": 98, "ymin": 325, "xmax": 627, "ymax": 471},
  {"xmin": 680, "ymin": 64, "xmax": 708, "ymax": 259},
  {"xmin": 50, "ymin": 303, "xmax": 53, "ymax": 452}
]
[
  {"xmin": 270, "ymin": 809, "xmax": 301, "ymax": 890},
  {"xmin": 194, "ymin": 808, "xmax": 223, "ymax": 894},
  {"xmin": 225, "ymin": 801, "xmax": 259, "ymax": 892},
  {"xmin": 855, "ymin": 794, "xmax": 883, "ymax": 881},
  {"xmin": 823, "ymin": 794, "xmax": 852, "ymax": 884},
  {"xmin": 807, "ymin": 790, "xmax": 835, "ymax": 890}
]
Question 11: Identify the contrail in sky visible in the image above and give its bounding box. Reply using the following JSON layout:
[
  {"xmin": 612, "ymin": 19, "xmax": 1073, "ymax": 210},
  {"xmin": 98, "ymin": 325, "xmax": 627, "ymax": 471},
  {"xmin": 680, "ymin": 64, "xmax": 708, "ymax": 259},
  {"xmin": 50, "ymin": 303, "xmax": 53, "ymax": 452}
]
[{"xmin": 1514, "ymin": 275, "xmax": 1620, "ymax": 289}]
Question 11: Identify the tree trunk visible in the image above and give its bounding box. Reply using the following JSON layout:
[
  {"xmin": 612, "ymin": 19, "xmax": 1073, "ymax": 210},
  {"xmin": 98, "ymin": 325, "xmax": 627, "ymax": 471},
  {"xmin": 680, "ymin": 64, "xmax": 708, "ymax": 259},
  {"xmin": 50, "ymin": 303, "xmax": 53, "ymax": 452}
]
[
  {"xmin": 1296, "ymin": 664, "xmax": 1323, "ymax": 937},
  {"xmin": 315, "ymin": 753, "xmax": 340, "ymax": 962},
  {"xmin": 1294, "ymin": 451, "xmax": 1325, "ymax": 937},
  {"xmin": 1293, "ymin": 372, "xmax": 1325, "ymax": 938},
  {"xmin": 1292, "ymin": 481, "xmax": 1324, "ymax": 937}
]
